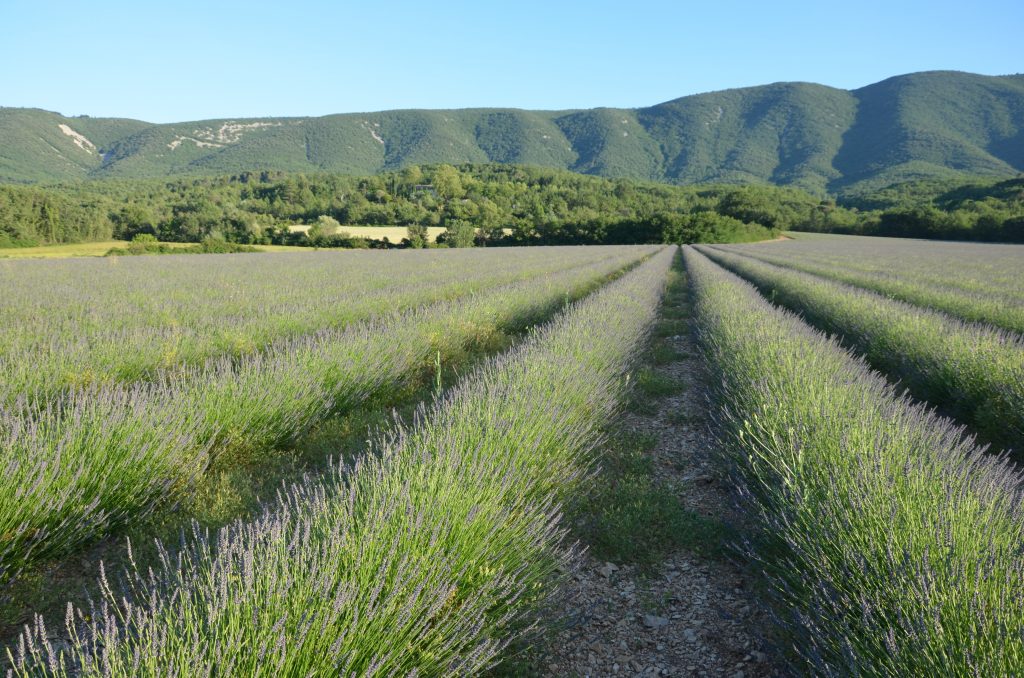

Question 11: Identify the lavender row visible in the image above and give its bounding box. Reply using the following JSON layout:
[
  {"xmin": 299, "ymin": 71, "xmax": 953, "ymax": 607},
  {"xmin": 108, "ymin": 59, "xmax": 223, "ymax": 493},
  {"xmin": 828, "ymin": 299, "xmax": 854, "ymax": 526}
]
[
  {"xmin": 685, "ymin": 246, "xmax": 1024, "ymax": 674},
  {"xmin": 733, "ymin": 233, "xmax": 1024, "ymax": 298},
  {"xmin": 697, "ymin": 245, "xmax": 1024, "ymax": 453},
  {"xmin": 6, "ymin": 247, "xmax": 675, "ymax": 676},
  {"xmin": 710, "ymin": 239, "xmax": 1024, "ymax": 335},
  {"xmin": 0, "ymin": 247, "xmax": 628, "ymax": 404},
  {"xmin": 0, "ymin": 246, "xmax": 657, "ymax": 593}
]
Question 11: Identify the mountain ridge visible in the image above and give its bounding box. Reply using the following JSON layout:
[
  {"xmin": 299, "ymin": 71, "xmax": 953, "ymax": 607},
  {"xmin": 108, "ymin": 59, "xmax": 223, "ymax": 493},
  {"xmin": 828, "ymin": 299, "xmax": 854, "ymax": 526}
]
[{"xmin": 2, "ymin": 70, "xmax": 1022, "ymax": 194}]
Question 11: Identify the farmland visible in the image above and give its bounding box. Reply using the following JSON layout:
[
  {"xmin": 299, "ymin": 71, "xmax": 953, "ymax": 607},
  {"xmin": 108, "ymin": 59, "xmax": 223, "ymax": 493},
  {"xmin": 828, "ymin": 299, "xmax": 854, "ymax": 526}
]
[
  {"xmin": 0, "ymin": 246, "xmax": 656, "ymax": 590},
  {"xmin": 685, "ymin": 243, "xmax": 1024, "ymax": 674},
  {"xmin": 284, "ymin": 225, "xmax": 447, "ymax": 243},
  {"xmin": 698, "ymin": 236, "xmax": 1024, "ymax": 451},
  {"xmin": 3, "ymin": 234, "xmax": 1024, "ymax": 675}
]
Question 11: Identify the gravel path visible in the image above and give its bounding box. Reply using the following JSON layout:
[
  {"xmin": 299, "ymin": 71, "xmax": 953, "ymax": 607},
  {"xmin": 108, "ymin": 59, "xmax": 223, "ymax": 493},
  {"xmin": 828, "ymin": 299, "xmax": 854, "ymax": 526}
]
[{"xmin": 537, "ymin": 302, "xmax": 786, "ymax": 676}]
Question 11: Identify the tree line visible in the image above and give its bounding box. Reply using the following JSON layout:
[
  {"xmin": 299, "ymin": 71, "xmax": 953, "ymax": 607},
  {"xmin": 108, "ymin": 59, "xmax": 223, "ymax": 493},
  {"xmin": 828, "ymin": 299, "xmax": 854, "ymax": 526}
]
[
  {"xmin": 804, "ymin": 176, "xmax": 1024, "ymax": 242},
  {"xmin": 1, "ymin": 165, "xmax": 1021, "ymax": 249}
]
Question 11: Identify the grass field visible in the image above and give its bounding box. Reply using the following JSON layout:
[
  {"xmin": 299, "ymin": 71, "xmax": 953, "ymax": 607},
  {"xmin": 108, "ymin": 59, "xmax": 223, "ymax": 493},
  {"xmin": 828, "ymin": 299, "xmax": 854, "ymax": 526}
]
[
  {"xmin": 0, "ymin": 241, "xmax": 309, "ymax": 258},
  {"xmin": 287, "ymin": 224, "xmax": 448, "ymax": 242}
]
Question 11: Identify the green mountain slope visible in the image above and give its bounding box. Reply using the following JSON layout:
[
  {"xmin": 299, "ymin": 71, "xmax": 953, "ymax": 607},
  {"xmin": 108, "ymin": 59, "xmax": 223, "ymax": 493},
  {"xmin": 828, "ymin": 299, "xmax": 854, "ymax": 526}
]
[
  {"xmin": 2, "ymin": 71, "xmax": 1022, "ymax": 192},
  {"xmin": 0, "ymin": 109, "xmax": 152, "ymax": 183},
  {"xmin": 638, "ymin": 82, "xmax": 857, "ymax": 193},
  {"xmin": 554, "ymin": 107, "xmax": 664, "ymax": 179},
  {"xmin": 833, "ymin": 71, "xmax": 1024, "ymax": 193}
]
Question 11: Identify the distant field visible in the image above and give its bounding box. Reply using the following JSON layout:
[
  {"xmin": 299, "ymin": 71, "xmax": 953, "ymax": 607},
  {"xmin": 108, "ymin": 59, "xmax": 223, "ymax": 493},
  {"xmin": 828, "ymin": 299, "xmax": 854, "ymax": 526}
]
[
  {"xmin": 342, "ymin": 225, "xmax": 445, "ymax": 242},
  {"xmin": 0, "ymin": 241, "xmax": 307, "ymax": 259},
  {"xmin": 249, "ymin": 244, "xmax": 314, "ymax": 252},
  {"xmin": 0, "ymin": 241, "xmax": 171, "ymax": 259},
  {"xmin": 287, "ymin": 225, "xmax": 447, "ymax": 242},
  {"xmin": 0, "ymin": 227, "xmax": 451, "ymax": 260},
  {"xmin": 0, "ymin": 230, "xmax": 449, "ymax": 259}
]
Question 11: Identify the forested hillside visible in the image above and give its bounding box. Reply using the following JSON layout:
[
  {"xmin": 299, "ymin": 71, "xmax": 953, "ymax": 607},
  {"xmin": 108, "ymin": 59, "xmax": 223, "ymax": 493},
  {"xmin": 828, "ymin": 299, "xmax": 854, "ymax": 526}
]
[{"xmin": 2, "ymin": 71, "xmax": 1022, "ymax": 194}]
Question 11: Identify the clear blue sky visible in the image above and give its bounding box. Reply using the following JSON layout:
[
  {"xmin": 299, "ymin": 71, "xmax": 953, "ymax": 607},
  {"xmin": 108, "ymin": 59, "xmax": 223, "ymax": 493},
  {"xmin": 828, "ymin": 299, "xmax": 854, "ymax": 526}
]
[{"xmin": 2, "ymin": 0, "xmax": 1021, "ymax": 123}]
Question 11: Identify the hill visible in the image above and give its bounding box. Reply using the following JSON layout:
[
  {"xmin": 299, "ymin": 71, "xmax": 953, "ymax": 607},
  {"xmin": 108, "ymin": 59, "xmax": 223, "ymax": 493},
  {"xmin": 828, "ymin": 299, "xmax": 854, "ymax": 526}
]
[{"xmin": 1, "ymin": 71, "xmax": 1022, "ymax": 193}]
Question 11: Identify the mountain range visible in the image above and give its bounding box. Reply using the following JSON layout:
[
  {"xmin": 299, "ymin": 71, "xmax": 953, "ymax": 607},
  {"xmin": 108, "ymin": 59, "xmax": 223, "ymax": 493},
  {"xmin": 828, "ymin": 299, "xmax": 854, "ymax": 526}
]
[{"xmin": 2, "ymin": 70, "xmax": 1022, "ymax": 194}]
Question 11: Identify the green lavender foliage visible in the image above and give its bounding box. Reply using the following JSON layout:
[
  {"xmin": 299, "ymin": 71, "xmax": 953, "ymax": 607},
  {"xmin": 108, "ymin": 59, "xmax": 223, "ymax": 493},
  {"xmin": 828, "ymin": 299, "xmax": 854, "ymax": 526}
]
[
  {"xmin": 697, "ymin": 245, "xmax": 1024, "ymax": 453},
  {"xmin": 684, "ymin": 246, "xmax": 1024, "ymax": 675},
  {"xmin": 719, "ymin": 234, "xmax": 1024, "ymax": 333},
  {"xmin": 0, "ymin": 247, "xmax": 624, "ymax": 405},
  {"xmin": 7, "ymin": 248, "xmax": 674, "ymax": 676},
  {"xmin": 0, "ymin": 246, "xmax": 655, "ymax": 592}
]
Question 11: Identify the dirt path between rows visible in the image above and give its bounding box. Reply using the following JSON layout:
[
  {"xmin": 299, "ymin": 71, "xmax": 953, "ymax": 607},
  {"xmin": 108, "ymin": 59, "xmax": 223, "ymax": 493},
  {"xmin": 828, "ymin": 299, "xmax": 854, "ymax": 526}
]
[{"xmin": 537, "ymin": 286, "xmax": 786, "ymax": 677}]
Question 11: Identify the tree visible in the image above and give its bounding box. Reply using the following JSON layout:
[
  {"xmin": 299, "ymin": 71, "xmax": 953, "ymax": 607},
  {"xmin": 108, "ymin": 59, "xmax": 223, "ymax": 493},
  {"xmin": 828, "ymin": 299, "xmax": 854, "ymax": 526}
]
[
  {"xmin": 399, "ymin": 165, "xmax": 424, "ymax": 191},
  {"xmin": 112, "ymin": 204, "xmax": 156, "ymax": 239},
  {"xmin": 442, "ymin": 219, "xmax": 476, "ymax": 248},
  {"xmin": 40, "ymin": 201, "xmax": 60, "ymax": 243},
  {"xmin": 315, "ymin": 215, "xmax": 341, "ymax": 236},
  {"xmin": 717, "ymin": 188, "xmax": 783, "ymax": 230},
  {"xmin": 432, "ymin": 164, "xmax": 464, "ymax": 201},
  {"xmin": 406, "ymin": 224, "xmax": 429, "ymax": 248}
]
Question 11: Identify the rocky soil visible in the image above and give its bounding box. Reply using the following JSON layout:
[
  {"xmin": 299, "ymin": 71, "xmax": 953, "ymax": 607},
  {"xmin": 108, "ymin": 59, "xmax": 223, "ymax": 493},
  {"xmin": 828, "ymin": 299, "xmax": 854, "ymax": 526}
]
[{"xmin": 537, "ymin": 304, "xmax": 786, "ymax": 676}]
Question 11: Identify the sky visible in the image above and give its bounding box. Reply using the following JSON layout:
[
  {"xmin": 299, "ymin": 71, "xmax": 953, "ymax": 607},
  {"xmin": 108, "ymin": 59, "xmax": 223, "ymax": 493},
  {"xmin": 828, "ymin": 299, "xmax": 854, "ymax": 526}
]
[{"xmin": 1, "ymin": 0, "xmax": 1021, "ymax": 123}]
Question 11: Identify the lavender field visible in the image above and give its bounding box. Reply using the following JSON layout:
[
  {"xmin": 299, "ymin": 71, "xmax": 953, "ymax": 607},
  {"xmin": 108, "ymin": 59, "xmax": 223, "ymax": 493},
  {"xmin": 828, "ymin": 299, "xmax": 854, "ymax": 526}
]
[
  {"xmin": 4, "ymin": 237, "xmax": 1024, "ymax": 675},
  {"xmin": 687, "ymin": 235, "xmax": 1024, "ymax": 675},
  {"xmin": 0, "ymin": 247, "xmax": 656, "ymax": 590}
]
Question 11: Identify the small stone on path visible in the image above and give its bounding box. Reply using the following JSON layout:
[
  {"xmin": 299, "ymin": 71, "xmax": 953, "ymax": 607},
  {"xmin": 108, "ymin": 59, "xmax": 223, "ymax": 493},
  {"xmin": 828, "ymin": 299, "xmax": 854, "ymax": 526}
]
[{"xmin": 642, "ymin": 614, "xmax": 670, "ymax": 629}]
